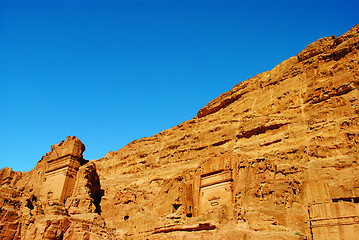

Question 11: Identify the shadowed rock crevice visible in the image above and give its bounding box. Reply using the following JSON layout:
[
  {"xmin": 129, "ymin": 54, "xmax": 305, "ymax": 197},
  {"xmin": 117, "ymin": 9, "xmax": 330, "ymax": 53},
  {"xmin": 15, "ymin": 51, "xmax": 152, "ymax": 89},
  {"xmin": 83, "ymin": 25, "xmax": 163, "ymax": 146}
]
[
  {"xmin": 236, "ymin": 123, "xmax": 289, "ymax": 139},
  {"xmin": 305, "ymin": 82, "xmax": 358, "ymax": 105},
  {"xmin": 93, "ymin": 189, "xmax": 104, "ymax": 214},
  {"xmin": 197, "ymin": 92, "xmax": 247, "ymax": 118},
  {"xmin": 153, "ymin": 222, "xmax": 216, "ymax": 234},
  {"xmin": 212, "ymin": 139, "xmax": 230, "ymax": 147},
  {"xmin": 65, "ymin": 162, "xmax": 104, "ymax": 215}
]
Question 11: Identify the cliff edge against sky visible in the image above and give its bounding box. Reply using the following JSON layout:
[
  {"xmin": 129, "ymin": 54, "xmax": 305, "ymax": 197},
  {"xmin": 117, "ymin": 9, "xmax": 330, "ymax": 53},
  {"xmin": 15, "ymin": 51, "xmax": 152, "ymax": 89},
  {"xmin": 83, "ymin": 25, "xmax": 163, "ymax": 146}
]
[{"xmin": 1, "ymin": 25, "xmax": 358, "ymax": 240}]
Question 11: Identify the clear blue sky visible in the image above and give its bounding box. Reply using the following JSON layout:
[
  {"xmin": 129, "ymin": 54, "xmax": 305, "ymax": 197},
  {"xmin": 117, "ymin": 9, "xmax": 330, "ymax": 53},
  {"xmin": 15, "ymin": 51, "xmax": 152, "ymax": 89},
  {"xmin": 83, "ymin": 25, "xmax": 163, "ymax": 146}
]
[{"xmin": 1, "ymin": 0, "xmax": 358, "ymax": 172}]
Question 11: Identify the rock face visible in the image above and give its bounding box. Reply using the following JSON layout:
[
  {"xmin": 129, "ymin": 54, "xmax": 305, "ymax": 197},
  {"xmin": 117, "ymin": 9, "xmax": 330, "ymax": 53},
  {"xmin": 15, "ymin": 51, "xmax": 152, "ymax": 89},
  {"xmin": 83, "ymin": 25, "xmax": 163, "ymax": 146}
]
[
  {"xmin": 42, "ymin": 136, "xmax": 87, "ymax": 203},
  {"xmin": 0, "ymin": 137, "xmax": 116, "ymax": 239},
  {"xmin": 1, "ymin": 25, "xmax": 359, "ymax": 239}
]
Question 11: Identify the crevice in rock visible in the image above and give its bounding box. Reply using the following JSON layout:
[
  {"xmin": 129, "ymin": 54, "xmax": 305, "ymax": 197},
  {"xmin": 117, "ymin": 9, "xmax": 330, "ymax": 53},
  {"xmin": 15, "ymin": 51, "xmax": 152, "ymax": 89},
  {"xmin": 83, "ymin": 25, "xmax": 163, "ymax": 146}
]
[
  {"xmin": 237, "ymin": 123, "xmax": 288, "ymax": 139},
  {"xmin": 212, "ymin": 139, "xmax": 230, "ymax": 147},
  {"xmin": 85, "ymin": 164, "xmax": 104, "ymax": 214},
  {"xmin": 197, "ymin": 92, "xmax": 246, "ymax": 118},
  {"xmin": 93, "ymin": 189, "xmax": 104, "ymax": 214},
  {"xmin": 153, "ymin": 222, "xmax": 216, "ymax": 234},
  {"xmin": 309, "ymin": 84, "xmax": 356, "ymax": 105},
  {"xmin": 191, "ymin": 146, "xmax": 207, "ymax": 151},
  {"xmin": 260, "ymin": 139, "xmax": 282, "ymax": 147},
  {"xmin": 332, "ymin": 197, "xmax": 359, "ymax": 203},
  {"xmin": 323, "ymin": 47, "xmax": 351, "ymax": 61}
]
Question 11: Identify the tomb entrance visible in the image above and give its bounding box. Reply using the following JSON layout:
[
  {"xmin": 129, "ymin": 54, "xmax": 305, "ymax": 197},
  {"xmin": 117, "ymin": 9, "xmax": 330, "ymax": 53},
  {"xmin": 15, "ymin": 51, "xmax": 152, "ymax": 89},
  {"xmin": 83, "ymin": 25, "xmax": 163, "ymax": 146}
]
[
  {"xmin": 199, "ymin": 170, "xmax": 233, "ymax": 215},
  {"xmin": 194, "ymin": 155, "xmax": 237, "ymax": 217}
]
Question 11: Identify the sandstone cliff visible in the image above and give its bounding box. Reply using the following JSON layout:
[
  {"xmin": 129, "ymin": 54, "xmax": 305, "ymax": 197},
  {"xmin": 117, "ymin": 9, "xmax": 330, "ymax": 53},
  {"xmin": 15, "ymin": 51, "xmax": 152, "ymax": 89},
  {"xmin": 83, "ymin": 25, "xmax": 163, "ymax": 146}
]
[{"xmin": 1, "ymin": 25, "xmax": 359, "ymax": 240}]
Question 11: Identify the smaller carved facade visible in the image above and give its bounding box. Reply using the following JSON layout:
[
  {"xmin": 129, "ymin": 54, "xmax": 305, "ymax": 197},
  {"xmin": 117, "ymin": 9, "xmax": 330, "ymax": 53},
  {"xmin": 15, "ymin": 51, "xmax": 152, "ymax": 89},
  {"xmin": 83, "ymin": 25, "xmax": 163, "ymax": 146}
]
[
  {"xmin": 0, "ymin": 168, "xmax": 22, "ymax": 186},
  {"xmin": 304, "ymin": 182, "xmax": 359, "ymax": 240},
  {"xmin": 193, "ymin": 154, "xmax": 238, "ymax": 218},
  {"xmin": 42, "ymin": 136, "xmax": 86, "ymax": 202},
  {"xmin": 199, "ymin": 170, "xmax": 233, "ymax": 215}
]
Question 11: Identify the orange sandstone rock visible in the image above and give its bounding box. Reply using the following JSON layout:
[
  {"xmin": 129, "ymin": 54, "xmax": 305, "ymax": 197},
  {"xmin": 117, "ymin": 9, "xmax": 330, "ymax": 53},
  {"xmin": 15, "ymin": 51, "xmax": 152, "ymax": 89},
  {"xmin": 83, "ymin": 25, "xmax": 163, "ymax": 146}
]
[{"xmin": 1, "ymin": 24, "xmax": 359, "ymax": 239}]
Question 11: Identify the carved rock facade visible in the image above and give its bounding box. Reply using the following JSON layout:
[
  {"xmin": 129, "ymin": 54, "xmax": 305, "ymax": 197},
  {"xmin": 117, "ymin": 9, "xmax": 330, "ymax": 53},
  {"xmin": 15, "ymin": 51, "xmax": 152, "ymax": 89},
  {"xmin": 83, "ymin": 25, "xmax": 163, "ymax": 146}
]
[
  {"xmin": 42, "ymin": 136, "xmax": 86, "ymax": 202},
  {"xmin": 0, "ymin": 137, "xmax": 116, "ymax": 239}
]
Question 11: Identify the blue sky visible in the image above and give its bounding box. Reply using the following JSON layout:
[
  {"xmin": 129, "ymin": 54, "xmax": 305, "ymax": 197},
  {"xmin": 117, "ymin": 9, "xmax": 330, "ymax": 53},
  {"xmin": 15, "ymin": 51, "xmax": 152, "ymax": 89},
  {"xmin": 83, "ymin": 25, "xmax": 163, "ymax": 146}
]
[{"xmin": 1, "ymin": 0, "xmax": 358, "ymax": 172}]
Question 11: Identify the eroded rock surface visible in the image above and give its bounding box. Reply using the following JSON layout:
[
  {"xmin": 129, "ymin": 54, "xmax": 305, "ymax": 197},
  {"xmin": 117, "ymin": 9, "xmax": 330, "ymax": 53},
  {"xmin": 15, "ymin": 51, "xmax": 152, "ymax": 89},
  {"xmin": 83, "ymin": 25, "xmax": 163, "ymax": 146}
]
[
  {"xmin": 1, "ymin": 25, "xmax": 359, "ymax": 239},
  {"xmin": 0, "ymin": 137, "xmax": 116, "ymax": 239}
]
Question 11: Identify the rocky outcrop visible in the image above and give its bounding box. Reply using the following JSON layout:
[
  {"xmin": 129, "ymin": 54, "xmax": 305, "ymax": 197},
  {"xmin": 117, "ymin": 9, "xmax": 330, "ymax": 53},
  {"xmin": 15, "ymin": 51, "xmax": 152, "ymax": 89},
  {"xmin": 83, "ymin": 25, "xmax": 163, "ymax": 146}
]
[
  {"xmin": 65, "ymin": 162, "xmax": 103, "ymax": 215},
  {"xmin": 0, "ymin": 137, "xmax": 117, "ymax": 239},
  {"xmin": 0, "ymin": 168, "xmax": 23, "ymax": 187},
  {"xmin": 41, "ymin": 136, "xmax": 87, "ymax": 202},
  {"xmin": 1, "ymin": 24, "xmax": 359, "ymax": 239}
]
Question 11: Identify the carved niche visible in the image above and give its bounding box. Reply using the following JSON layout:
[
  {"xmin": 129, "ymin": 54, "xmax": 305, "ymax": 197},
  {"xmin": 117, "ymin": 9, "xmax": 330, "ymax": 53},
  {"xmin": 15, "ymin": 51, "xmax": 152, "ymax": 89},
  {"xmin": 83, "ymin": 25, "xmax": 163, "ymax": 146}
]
[{"xmin": 193, "ymin": 154, "xmax": 238, "ymax": 217}]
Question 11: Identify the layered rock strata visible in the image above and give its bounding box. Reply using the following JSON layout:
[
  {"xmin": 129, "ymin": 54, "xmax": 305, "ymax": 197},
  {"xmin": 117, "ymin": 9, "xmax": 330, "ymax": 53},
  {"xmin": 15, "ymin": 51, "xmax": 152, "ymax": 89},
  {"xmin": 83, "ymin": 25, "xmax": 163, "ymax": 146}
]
[{"xmin": 1, "ymin": 25, "xmax": 359, "ymax": 239}]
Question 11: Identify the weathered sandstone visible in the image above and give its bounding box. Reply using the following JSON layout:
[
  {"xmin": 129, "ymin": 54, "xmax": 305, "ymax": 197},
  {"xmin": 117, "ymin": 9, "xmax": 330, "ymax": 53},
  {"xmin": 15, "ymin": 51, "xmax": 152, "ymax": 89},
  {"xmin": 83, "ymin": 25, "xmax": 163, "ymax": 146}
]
[{"xmin": 1, "ymin": 25, "xmax": 359, "ymax": 239}]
